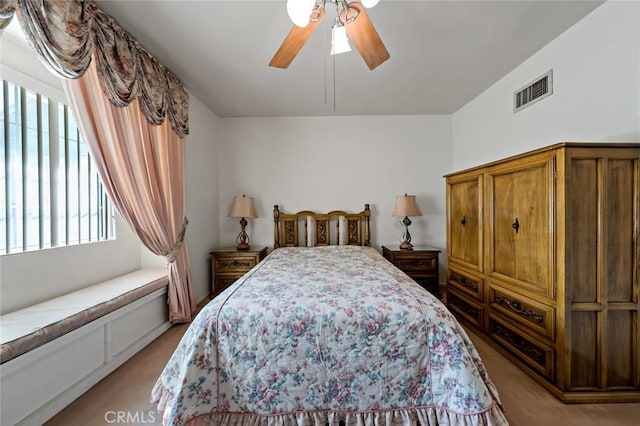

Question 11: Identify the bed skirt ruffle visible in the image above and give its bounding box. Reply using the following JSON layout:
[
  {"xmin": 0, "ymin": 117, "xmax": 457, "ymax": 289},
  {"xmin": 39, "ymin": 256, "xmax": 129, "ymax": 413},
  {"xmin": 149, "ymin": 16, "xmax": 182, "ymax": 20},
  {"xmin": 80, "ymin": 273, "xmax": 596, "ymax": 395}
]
[{"xmin": 151, "ymin": 382, "xmax": 508, "ymax": 426}]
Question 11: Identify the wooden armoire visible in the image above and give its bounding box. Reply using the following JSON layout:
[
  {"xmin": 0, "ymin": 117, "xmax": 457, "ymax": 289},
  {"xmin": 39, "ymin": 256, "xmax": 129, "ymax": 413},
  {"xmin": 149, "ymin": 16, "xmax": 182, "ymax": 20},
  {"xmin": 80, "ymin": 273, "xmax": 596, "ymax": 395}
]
[{"xmin": 445, "ymin": 142, "xmax": 639, "ymax": 403}]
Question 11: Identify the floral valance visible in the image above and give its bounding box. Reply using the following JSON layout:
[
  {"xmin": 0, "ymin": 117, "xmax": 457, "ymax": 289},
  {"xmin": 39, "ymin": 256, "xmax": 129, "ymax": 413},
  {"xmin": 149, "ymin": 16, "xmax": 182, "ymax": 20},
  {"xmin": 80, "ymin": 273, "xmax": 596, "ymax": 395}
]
[{"xmin": 0, "ymin": 0, "xmax": 189, "ymax": 137}]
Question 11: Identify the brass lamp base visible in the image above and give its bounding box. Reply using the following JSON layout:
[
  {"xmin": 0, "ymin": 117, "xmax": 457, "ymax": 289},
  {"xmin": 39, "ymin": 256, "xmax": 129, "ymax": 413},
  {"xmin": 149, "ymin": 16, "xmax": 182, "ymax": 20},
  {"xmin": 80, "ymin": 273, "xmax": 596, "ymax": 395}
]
[
  {"xmin": 399, "ymin": 241, "xmax": 413, "ymax": 251},
  {"xmin": 399, "ymin": 216, "xmax": 413, "ymax": 250},
  {"xmin": 236, "ymin": 217, "xmax": 251, "ymax": 250}
]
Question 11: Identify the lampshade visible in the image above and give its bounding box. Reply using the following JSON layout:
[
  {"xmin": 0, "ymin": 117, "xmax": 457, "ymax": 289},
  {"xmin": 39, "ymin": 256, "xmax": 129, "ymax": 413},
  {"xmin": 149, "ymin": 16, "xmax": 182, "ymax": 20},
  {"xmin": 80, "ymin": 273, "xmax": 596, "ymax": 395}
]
[
  {"xmin": 361, "ymin": 0, "xmax": 380, "ymax": 8},
  {"xmin": 229, "ymin": 195, "xmax": 258, "ymax": 219},
  {"xmin": 331, "ymin": 23, "xmax": 351, "ymax": 55},
  {"xmin": 287, "ymin": 0, "xmax": 315, "ymax": 28},
  {"xmin": 392, "ymin": 194, "xmax": 422, "ymax": 217}
]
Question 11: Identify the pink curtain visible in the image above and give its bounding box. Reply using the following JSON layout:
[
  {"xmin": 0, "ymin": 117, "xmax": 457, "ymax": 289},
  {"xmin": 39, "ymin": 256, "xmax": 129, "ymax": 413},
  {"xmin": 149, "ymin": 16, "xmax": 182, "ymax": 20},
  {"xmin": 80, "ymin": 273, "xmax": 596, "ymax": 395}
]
[
  {"xmin": 2, "ymin": 0, "xmax": 196, "ymax": 322},
  {"xmin": 62, "ymin": 59, "xmax": 195, "ymax": 323}
]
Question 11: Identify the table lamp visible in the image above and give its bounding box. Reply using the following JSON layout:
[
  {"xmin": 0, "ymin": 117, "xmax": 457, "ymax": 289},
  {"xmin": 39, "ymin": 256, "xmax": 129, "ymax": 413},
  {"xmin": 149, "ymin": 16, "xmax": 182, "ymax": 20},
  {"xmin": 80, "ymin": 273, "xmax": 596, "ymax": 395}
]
[
  {"xmin": 392, "ymin": 193, "xmax": 422, "ymax": 250},
  {"xmin": 229, "ymin": 195, "xmax": 258, "ymax": 250}
]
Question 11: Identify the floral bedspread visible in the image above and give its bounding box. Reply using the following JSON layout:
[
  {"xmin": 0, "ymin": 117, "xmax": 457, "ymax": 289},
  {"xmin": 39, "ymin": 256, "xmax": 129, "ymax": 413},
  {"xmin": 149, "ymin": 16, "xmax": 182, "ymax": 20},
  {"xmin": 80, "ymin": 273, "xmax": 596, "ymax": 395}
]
[{"xmin": 151, "ymin": 246, "xmax": 508, "ymax": 425}]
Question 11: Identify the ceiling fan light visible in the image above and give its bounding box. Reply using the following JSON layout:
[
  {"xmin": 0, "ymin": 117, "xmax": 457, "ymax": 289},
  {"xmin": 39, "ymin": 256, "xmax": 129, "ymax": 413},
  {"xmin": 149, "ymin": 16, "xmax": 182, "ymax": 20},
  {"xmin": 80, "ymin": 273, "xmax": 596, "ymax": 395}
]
[
  {"xmin": 360, "ymin": 0, "xmax": 380, "ymax": 8},
  {"xmin": 287, "ymin": 0, "xmax": 316, "ymax": 27},
  {"xmin": 330, "ymin": 24, "xmax": 351, "ymax": 55}
]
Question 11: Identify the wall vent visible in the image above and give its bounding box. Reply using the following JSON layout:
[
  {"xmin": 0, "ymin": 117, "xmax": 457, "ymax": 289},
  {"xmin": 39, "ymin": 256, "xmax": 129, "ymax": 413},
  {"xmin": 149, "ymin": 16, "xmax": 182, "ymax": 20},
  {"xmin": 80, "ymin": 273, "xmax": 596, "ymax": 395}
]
[{"xmin": 514, "ymin": 69, "xmax": 553, "ymax": 112}]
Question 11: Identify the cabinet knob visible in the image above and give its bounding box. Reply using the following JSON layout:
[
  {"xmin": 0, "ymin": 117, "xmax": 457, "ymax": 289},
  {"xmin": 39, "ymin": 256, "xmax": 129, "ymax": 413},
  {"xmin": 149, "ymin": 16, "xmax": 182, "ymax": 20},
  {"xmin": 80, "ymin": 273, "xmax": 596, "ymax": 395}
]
[
  {"xmin": 461, "ymin": 215, "xmax": 467, "ymax": 227},
  {"xmin": 512, "ymin": 218, "xmax": 520, "ymax": 234}
]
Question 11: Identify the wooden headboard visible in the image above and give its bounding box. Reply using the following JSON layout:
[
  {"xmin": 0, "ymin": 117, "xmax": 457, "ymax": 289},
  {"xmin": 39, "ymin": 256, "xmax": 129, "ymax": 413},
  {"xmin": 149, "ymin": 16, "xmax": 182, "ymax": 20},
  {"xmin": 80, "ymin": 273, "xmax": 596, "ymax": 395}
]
[{"xmin": 273, "ymin": 204, "xmax": 371, "ymax": 248}]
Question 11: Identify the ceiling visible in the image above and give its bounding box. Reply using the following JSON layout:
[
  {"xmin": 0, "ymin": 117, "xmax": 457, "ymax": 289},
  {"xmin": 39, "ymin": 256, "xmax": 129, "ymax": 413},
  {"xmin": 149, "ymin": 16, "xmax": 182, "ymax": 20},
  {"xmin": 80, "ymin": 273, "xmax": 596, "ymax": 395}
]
[{"xmin": 22, "ymin": 1, "xmax": 608, "ymax": 117}]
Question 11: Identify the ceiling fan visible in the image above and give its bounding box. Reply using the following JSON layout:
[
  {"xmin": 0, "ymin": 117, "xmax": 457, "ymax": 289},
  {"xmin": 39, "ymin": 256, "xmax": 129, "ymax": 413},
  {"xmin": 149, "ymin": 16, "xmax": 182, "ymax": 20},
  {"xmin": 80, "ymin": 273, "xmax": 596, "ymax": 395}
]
[{"xmin": 269, "ymin": 0, "xmax": 390, "ymax": 71}]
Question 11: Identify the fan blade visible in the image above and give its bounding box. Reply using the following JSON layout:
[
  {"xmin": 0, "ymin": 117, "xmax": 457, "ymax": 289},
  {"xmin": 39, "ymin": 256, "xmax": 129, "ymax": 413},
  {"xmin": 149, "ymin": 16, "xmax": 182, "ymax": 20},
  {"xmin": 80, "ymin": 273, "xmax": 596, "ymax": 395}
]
[
  {"xmin": 269, "ymin": 9, "xmax": 325, "ymax": 69},
  {"xmin": 343, "ymin": 2, "xmax": 389, "ymax": 70}
]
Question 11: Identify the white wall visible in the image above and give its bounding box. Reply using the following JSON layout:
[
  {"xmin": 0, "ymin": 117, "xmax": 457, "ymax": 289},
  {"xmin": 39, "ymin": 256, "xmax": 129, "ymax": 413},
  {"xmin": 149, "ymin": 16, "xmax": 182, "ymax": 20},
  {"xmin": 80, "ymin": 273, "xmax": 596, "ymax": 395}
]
[
  {"xmin": 452, "ymin": 0, "xmax": 640, "ymax": 171},
  {"xmin": 217, "ymin": 115, "xmax": 452, "ymax": 268},
  {"xmin": 182, "ymin": 94, "xmax": 220, "ymax": 302}
]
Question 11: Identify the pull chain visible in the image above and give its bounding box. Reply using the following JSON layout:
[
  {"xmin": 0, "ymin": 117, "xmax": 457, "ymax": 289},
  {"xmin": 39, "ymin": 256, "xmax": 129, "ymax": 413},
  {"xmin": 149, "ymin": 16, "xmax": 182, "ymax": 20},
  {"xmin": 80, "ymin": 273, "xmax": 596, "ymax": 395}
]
[
  {"xmin": 323, "ymin": 22, "xmax": 328, "ymax": 105},
  {"xmin": 333, "ymin": 52, "xmax": 337, "ymax": 111}
]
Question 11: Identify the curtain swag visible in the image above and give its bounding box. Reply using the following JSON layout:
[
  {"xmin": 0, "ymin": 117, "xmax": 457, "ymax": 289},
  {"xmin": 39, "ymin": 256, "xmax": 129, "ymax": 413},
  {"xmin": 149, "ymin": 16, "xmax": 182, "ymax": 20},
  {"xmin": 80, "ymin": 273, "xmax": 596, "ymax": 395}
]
[
  {"xmin": 1, "ymin": 0, "xmax": 189, "ymax": 137},
  {"xmin": 0, "ymin": 0, "xmax": 15, "ymax": 30}
]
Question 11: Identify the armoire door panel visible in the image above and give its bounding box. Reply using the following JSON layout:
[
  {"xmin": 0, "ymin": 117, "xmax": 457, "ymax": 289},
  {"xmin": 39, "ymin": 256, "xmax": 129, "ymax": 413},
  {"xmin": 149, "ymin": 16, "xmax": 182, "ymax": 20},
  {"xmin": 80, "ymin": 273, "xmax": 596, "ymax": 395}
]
[
  {"xmin": 488, "ymin": 158, "xmax": 554, "ymax": 298},
  {"xmin": 448, "ymin": 175, "xmax": 482, "ymax": 271},
  {"xmin": 605, "ymin": 159, "xmax": 637, "ymax": 303},
  {"xmin": 570, "ymin": 311, "xmax": 598, "ymax": 389},
  {"xmin": 513, "ymin": 163, "xmax": 551, "ymax": 292},
  {"xmin": 566, "ymin": 158, "xmax": 599, "ymax": 303},
  {"xmin": 491, "ymin": 174, "xmax": 516, "ymax": 278},
  {"xmin": 606, "ymin": 310, "xmax": 636, "ymax": 388}
]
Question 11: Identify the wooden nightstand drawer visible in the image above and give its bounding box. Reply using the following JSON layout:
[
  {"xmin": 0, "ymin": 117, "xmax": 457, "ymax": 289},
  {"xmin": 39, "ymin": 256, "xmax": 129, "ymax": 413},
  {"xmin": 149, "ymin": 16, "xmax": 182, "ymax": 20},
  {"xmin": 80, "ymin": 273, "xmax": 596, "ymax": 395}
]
[
  {"xmin": 382, "ymin": 245, "xmax": 441, "ymax": 298},
  {"xmin": 210, "ymin": 247, "xmax": 268, "ymax": 295},
  {"xmin": 394, "ymin": 254, "xmax": 438, "ymax": 272},
  {"xmin": 214, "ymin": 255, "xmax": 259, "ymax": 273},
  {"xmin": 412, "ymin": 275, "xmax": 439, "ymax": 293},
  {"xmin": 214, "ymin": 276, "xmax": 240, "ymax": 294}
]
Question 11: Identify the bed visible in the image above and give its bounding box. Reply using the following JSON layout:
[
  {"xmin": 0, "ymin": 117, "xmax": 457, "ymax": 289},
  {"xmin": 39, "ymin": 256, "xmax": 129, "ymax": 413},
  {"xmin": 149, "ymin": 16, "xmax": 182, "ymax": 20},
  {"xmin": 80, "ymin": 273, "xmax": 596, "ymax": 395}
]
[{"xmin": 151, "ymin": 205, "xmax": 508, "ymax": 425}]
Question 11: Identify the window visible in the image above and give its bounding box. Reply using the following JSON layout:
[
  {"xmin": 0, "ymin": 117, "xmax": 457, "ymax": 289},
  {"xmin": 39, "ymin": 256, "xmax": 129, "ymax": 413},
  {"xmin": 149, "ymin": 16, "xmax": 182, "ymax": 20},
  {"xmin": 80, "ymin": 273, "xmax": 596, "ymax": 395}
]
[{"xmin": 0, "ymin": 79, "xmax": 115, "ymax": 255}]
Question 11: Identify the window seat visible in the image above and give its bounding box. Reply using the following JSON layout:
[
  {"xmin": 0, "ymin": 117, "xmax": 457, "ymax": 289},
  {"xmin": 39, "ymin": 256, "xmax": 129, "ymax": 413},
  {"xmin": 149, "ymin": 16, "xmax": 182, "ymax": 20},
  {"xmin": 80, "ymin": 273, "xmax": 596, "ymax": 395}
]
[
  {"xmin": 0, "ymin": 268, "xmax": 169, "ymax": 364},
  {"xmin": 1, "ymin": 268, "xmax": 172, "ymax": 425}
]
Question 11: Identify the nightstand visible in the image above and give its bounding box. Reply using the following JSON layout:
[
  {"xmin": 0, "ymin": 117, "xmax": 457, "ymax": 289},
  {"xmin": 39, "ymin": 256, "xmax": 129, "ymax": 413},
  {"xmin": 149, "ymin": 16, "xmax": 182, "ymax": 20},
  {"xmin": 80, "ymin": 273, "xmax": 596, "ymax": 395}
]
[
  {"xmin": 209, "ymin": 247, "xmax": 268, "ymax": 295},
  {"xmin": 382, "ymin": 245, "xmax": 441, "ymax": 298}
]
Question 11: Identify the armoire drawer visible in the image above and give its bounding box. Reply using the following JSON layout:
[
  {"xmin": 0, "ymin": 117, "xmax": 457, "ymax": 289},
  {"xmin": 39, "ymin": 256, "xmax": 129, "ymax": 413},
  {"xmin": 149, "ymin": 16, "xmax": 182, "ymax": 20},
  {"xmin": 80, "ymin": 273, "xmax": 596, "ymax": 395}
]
[
  {"xmin": 489, "ymin": 285, "xmax": 555, "ymax": 341},
  {"xmin": 447, "ymin": 268, "xmax": 484, "ymax": 302},
  {"xmin": 447, "ymin": 290, "xmax": 484, "ymax": 330},
  {"xmin": 489, "ymin": 314, "xmax": 555, "ymax": 381}
]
